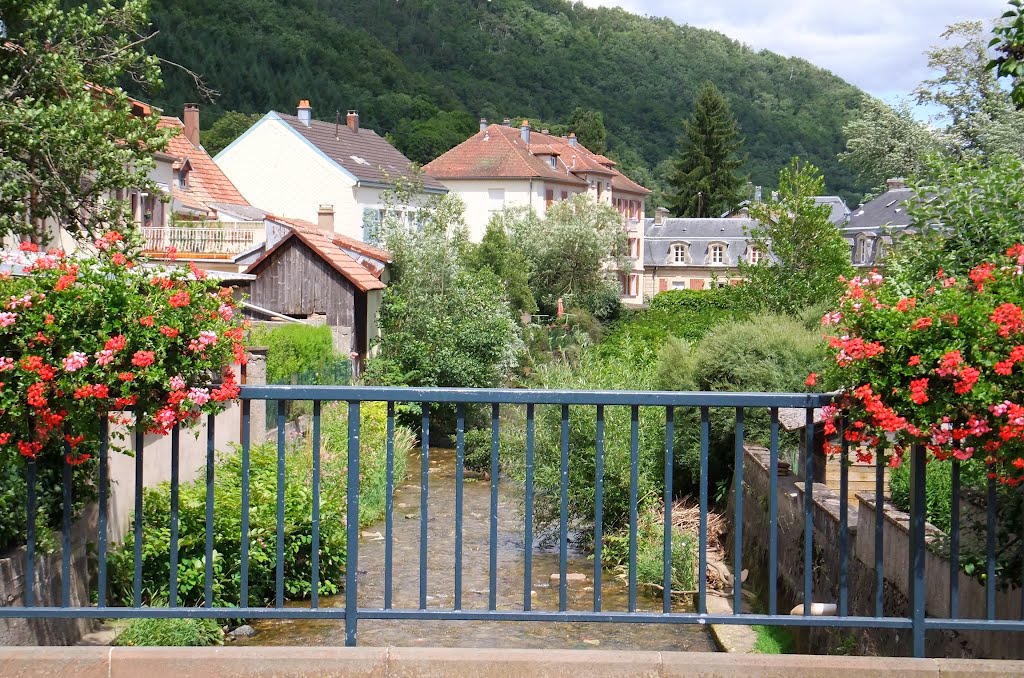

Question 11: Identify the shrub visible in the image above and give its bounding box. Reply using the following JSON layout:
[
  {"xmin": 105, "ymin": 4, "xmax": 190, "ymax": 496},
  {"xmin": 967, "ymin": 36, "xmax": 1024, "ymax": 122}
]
[
  {"xmin": 107, "ymin": 401, "xmax": 413, "ymax": 607},
  {"xmin": 114, "ymin": 618, "xmax": 222, "ymax": 647},
  {"xmin": 248, "ymin": 324, "xmax": 346, "ymax": 384},
  {"xmin": 603, "ymin": 507, "xmax": 697, "ymax": 593}
]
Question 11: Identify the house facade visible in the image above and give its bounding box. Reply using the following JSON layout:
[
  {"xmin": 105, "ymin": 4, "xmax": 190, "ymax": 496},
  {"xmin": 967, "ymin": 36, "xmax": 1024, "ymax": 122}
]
[
  {"xmin": 843, "ymin": 179, "xmax": 915, "ymax": 268},
  {"xmin": 214, "ymin": 101, "xmax": 446, "ymax": 243},
  {"xmin": 424, "ymin": 120, "xmax": 650, "ymax": 304},
  {"xmin": 643, "ymin": 212, "xmax": 761, "ymax": 297}
]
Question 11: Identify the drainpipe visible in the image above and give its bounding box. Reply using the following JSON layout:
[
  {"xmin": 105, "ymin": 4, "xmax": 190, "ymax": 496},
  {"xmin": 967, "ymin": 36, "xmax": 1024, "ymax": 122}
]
[{"xmin": 529, "ymin": 178, "xmax": 534, "ymax": 211}]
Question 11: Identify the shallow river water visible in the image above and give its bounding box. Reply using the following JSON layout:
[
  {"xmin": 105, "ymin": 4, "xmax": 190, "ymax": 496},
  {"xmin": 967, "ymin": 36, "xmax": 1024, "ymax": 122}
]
[{"xmin": 237, "ymin": 448, "xmax": 714, "ymax": 651}]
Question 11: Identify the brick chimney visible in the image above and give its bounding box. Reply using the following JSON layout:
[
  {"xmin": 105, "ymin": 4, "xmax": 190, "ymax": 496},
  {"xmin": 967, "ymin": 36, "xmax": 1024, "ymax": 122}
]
[
  {"xmin": 654, "ymin": 207, "xmax": 670, "ymax": 225},
  {"xmin": 568, "ymin": 132, "xmax": 578, "ymax": 148},
  {"xmin": 479, "ymin": 118, "xmax": 488, "ymax": 133},
  {"xmin": 297, "ymin": 99, "xmax": 312, "ymax": 126},
  {"xmin": 347, "ymin": 110, "xmax": 359, "ymax": 133},
  {"xmin": 520, "ymin": 119, "xmax": 531, "ymax": 144},
  {"xmin": 886, "ymin": 178, "xmax": 906, "ymax": 190},
  {"xmin": 183, "ymin": 103, "xmax": 200, "ymax": 147},
  {"xmin": 317, "ymin": 204, "xmax": 335, "ymax": 232}
]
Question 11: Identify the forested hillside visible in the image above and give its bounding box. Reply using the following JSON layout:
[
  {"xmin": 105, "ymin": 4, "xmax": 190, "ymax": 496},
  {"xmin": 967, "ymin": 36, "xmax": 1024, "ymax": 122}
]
[{"xmin": 146, "ymin": 0, "xmax": 871, "ymax": 203}]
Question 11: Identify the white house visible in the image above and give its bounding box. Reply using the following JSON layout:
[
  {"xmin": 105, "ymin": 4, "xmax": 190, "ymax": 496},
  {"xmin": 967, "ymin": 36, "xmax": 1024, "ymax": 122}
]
[
  {"xmin": 214, "ymin": 101, "xmax": 446, "ymax": 242},
  {"xmin": 424, "ymin": 119, "xmax": 650, "ymax": 304}
]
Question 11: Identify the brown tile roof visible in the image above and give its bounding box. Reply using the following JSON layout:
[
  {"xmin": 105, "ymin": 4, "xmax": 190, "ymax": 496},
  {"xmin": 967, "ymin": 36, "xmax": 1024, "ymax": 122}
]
[
  {"xmin": 424, "ymin": 125, "xmax": 649, "ymax": 195},
  {"xmin": 270, "ymin": 216, "xmax": 392, "ymax": 264},
  {"xmin": 247, "ymin": 218, "xmax": 386, "ymax": 292},
  {"xmin": 159, "ymin": 117, "xmax": 250, "ymax": 214},
  {"xmin": 275, "ymin": 113, "xmax": 446, "ymax": 191}
]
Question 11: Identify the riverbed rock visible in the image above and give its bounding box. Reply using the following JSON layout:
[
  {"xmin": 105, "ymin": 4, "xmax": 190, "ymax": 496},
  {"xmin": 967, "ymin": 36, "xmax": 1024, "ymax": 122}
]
[
  {"xmin": 549, "ymin": 573, "xmax": 587, "ymax": 585},
  {"xmin": 361, "ymin": 531, "xmax": 384, "ymax": 540},
  {"xmin": 582, "ymin": 639, "xmax": 600, "ymax": 647},
  {"xmin": 404, "ymin": 513, "xmax": 418, "ymax": 519},
  {"xmin": 228, "ymin": 625, "xmax": 255, "ymax": 638}
]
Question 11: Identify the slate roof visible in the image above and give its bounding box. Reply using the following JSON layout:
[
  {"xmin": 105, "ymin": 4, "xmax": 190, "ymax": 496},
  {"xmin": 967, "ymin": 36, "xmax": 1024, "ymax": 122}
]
[
  {"xmin": 275, "ymin": 113, "xmax": 446, "ymax": 192},
  {"xmin": 644, "ymin": 218, "xmax": 757, "ymax": 267},
  {"xmin": 813, "ymin": 196, "xmax": 851, "ymax": 225},
  {"xmin": 158, "ymin": 116, "xmax": 250, "ymax": 214},
  {"xmin": 245, "ymin": 219, "xmax": 387, "ymax": 293},
  {"xmin": 845, "ymin": 187, "xmax": 915, "ymax": 232},
  {"xmin": 424, "ymin": 125, "xmax": 650, "ymax": 195}
]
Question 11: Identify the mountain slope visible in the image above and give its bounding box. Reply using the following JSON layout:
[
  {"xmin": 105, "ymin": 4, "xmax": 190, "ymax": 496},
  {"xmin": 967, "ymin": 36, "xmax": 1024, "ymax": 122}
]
[{"xmin": 146, "ymin": 0, "xmax": 871, "ymax": 203}]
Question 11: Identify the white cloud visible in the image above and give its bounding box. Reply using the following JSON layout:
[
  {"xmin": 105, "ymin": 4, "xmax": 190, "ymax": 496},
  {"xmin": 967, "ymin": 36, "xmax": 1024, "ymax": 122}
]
[{"xmin": 578, "ymin": 0, "xmax": 1007, "ymax": 102}]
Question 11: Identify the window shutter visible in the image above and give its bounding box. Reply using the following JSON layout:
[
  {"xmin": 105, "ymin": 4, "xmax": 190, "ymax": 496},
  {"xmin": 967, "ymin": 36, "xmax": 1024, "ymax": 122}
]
[
  {"xmin": 658, "ymin": 278, "xmax": 669, "ymax": 292},
  {"xmin": 690, "ymin": 278, "xmax": 704, "ymax": 290}
]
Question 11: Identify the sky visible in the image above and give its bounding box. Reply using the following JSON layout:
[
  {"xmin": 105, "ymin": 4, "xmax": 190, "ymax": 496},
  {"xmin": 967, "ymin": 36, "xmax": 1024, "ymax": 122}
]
[{"xmin": 579, "ymin": 0, "xmax": 1008, "ymax": 111}]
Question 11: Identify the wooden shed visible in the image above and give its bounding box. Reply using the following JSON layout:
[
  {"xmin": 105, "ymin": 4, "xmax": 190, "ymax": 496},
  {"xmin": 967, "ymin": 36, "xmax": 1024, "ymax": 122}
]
[{"xmin": 244, "ymin": 221, "xmax": 387, "ymax": 360}]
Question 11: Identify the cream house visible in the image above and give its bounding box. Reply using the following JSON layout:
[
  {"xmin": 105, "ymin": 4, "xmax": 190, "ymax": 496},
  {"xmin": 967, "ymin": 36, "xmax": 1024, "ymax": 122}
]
[
  {"xmin": 424, "ymin": 120, "xmax": 650, "ymax": 304},
  {"xmin": 214, "ymin": 101, "xmax": 446, "ymax": 242}
]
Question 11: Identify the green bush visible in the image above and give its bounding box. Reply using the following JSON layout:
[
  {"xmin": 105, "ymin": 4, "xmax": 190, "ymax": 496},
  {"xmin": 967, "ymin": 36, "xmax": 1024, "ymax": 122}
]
[
  {"xmin": 249, "ymin": 324, "xmax": 347, "ymax": 384},
  {"xmin": 603, "ymin": 508, "xmax": 697, "ymax": 593},
  {"xmin": 114, "ymin": 618, "xmax": 222, "ymax": 647},
  {"xmin": 107, "ymin": 401, "xmax": 413, "ymax": 607}
]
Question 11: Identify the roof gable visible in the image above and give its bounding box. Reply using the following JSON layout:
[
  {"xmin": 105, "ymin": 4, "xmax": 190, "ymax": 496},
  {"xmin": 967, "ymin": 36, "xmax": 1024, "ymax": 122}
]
[{"xmin": 159, "ymin": 116, "xmax": 250, "ymax": 214}]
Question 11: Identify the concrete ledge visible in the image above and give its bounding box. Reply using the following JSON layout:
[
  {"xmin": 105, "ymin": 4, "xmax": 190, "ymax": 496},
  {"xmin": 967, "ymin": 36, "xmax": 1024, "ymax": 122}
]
[{"xmin": 2, "ymin": 647, "xmax": 1024, "ymax": 677}]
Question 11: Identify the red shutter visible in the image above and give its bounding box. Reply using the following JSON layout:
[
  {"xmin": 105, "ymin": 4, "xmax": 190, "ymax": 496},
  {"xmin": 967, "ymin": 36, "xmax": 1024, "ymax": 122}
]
[
  {"xmin": 545, "ymin": 189, "xmax": 554, "ymax": 207},
  {"xmin": 730, "ymin": 279, "xmax": 741, "ymax": 286},
  {"xmin": 561, "ymin": 191, "xmax": 568, "ymax": 200},
  {"xmin": 658, "ymin": 278, "xmax": 669, "ymax": 292},
  {"xmin": 690, "ymin": 279, "xmax": 704, "ymax": 290}
]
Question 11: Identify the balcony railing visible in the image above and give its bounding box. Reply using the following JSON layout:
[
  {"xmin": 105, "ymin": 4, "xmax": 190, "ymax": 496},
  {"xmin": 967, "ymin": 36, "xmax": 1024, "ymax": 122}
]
[
  {"xmin": 141, "ymin": 222, "xmax": 265, "ymax": 257},
  {"xmin": 2, "ymin": 385, "xmax": 1023, "ymax": 657}
]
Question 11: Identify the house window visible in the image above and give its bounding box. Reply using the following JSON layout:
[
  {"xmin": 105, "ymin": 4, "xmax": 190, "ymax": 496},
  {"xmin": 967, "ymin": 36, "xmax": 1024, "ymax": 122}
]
[
  {"xmin": 709, "ymin": 244, "xmax": 725, "ymax": 265},
  {"xmin": 545, "ymin": 189, "xmax": 554, "ymax": 207},
  {"xmin": 671, "ymin": 280, "xmax": 687, "ymax": 289},
  {"xmin": 561, "ymin": 191, "xmax": 568, "ymax": 201},
  {"xmin": 749, "ymin": 247, "xmax": 761, "ymax": 265},
  {"xmin": 671, "ymin": 243, "xmax": 687, "ymax": 263},
  {"xmin": 628, "ymin": 237, "xmax": 639, "ymax": 258},
  {"xmin": 549, "ymin": 155, "xmax": 558, "ymax": 169},
  {"xmin": 857, "ymin": 237, "xmax": 869, "ymax": 263}
]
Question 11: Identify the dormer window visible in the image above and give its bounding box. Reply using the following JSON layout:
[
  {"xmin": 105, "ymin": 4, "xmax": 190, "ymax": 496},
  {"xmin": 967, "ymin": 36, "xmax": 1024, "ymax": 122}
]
[
  {"xmin": 671, "ymin": 243, "xmax": 687, "ymax": 263},
  {"xmin": 548, "ymin": 155, "xmax": 557, "ymax": 169},
  {"xmin": 856, "ymin": 236, "xmax": 870, "ymax": 263},
  {"xmin": 749, "ymin": 247, "xmax": 761, "ymax": 265},
  {"xmin": 709, "ymin": 244, "xmax": 726, "ymax": 265}
]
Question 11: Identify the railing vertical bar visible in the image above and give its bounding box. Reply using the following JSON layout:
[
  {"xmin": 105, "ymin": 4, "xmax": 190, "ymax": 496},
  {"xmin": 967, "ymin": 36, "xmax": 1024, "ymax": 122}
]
[
  {"xmin": 663, "ymin": 406, "xmax": 674, "ymax": 614},
  {"xmin": 594, "ymin": 405, "xmax": 605, "ymax": 613},
  {"xmin": 345, "ymin": 401, "xmax": 361, "ymax": 647},
  {"xmin": 384, "ymin": 402, "xmax": 395, "ymax": 610},
  {"xmin": 133, "ymin": 425, "xmax": 144, "ymax": 608},
  {"xmin": 420, "ymin": 405, "xmax": 430, "ymax": 610},
  {"xmin": 909, "ymin": 444, "xmax": 927, "ymax": 658},
  {"xmin": 275, "ymin": 400, "xmax": 286, "ymax": 608},
  {"xmin": 802, "ymin": 408, "xmax": 814, "ymax": 616},
  {"xmin": 838, "ymin": 416, "xmax": 849, "ymax": 617},
  {"xmin": 874, "ymin": 444, "xmax": 885, "ymax": 618},
  {"xmin": 61, "ymin": 436, "xmax": 72, "ymax": 608},
  {"xmin": 524, "ymin": 403, "xmax": 535, "ymax": 612},
  {"xmin": 454, "ymin": 403, "xmax": 465, "ymax": 611},
  {"xmin": 169, "ymin": 425, "xmax": 180, "ymax": 607},
  {"xmin": 768, "ymin": 407, "xmax": 779, "ymax": 617},
  {"xmin": 733, "ymin": 407, "xmax": 745, "ymax": 614},
  {"xmin": 559, "ymin": 403, "xmax": 569, "ymax": 612},
  {"xmin": 311, "ymin": 401, "xmax": 322, "ymax": 609},
  {"xmin": 25, "ymin": 461, "xmax": 37, "ymax": 608},
  {"xmin": 628, "ymin": 405, "xmax": 640, "ymax": 613},
  {"xmin": 204, "ymin": 414, "xmax": 215, "ymax": 609},
  {"xmin": 97, "ymin": 416, "xmax": 109, "ymax": 608},
  {"xmin": 950, "ymin": 459, "xmax": 960, "ymax": 619},
  {"xmin": 240, "ymin": 400, "xmax": 251, "ymax": 608},
  {"xmin": 987, "ymin": 474, "xmax": 997, "ymax": 621},
  {"xmin": 699, "ymin": 407, "xmax": 710, "ymax": 615},
  {"xmin": 489, "ymin": 403, "xmax": 500, "ymax": 611}
]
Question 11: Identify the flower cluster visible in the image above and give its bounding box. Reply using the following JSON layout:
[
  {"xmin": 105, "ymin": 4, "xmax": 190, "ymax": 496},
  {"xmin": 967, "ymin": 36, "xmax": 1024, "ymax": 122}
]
[
  {"xmin": 0, "ymin": 235, "xmax": 246, "ymax": 464},
  {"xmin": 823, "ymin": 246, "xmax": 1024, "ymax": 485}
]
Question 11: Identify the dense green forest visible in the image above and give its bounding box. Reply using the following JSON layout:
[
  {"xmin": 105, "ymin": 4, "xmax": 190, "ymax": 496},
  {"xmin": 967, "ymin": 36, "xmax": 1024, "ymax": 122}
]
[{"xmin": 145, "ymin": 0, "xmax": 872, "ymax": 204}]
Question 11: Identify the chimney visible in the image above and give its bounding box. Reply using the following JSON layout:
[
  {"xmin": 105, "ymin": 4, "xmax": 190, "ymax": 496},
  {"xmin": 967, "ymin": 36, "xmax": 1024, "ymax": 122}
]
[
  {"xmin": 541, "ymin": 128, "xmax": 549, "ymax": 135},
  {"xmin": 502, "ymin": 118, "xmax": 512, "ymax": 127},
  {"xmin": 297, "ymin": 99, "xmax": 312, "ymax": 126},
  {"xmin": 317, "ymin": 204, "xmax": 335, "ymax": 232},
  {"xmin": 347, "ymin": 110, "xmax": 359, "ymax": 133},
  {"xmin": 568, "ymin": 132, "xmax": 578, "ymax": 148},
  {"xmin": 654, "ymin": 207, "xmax": 670, "ymax": 225},
  {"xmin": 479, "ymin": 118, "xmax": 488, "ymax": 133},
  {"xmin": 886, "ymin": 178, "xmax": 906, "ymax": 190},
  {"xmin": 754, "ymin": 185, "xmax": 762, "ymax": 203},
  {"xmin": 520, "ymin": 119, "xmax": 531, "ymax": 144},
  {"xmin": 183, "ymin": 103, "xmax": 200, "ymax": 147}
]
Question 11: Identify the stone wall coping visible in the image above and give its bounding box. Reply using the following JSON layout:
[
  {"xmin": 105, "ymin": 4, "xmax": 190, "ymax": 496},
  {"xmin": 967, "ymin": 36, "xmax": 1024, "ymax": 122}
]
[{"xmin": 2, "ymin": 647, "xmax": 1024, "ymax": 677}]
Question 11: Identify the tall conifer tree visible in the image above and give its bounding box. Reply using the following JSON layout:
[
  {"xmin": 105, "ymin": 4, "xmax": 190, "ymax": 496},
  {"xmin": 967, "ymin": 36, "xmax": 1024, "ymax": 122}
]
[{"xmin": 666, "ymin": 83, "xmax": 747, "ymax": 217}]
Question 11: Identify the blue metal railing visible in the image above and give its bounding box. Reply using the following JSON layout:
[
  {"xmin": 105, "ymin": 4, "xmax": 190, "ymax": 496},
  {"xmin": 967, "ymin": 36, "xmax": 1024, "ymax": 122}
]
[{"xmin": 4, "ymin": 385, "xmax": 1024, "ymax": 657}]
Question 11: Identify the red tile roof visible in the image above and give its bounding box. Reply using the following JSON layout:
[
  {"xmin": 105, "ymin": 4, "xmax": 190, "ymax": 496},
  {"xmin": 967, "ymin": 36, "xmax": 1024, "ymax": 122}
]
[
  {"xmin": 158, "ymin": 116, "xmax": 250, "ymax": 214},
  {"xmin": 424, "ymin": 125, "xmax": 650, "ymax": 195},
  {"xmin": 247, "ymin": 218, "xmax": 386, "ymax": 292}
]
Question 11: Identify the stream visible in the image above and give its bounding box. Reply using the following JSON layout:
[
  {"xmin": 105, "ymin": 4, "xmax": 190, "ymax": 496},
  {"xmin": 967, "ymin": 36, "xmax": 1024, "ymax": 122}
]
[{"xmin": 237, "ymin": 448, "xmax": 714, "ymax": 650}]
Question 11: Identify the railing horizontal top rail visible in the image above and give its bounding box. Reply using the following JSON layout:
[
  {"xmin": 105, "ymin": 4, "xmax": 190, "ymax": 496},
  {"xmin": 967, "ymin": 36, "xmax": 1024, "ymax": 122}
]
[{"xmin": 238, "ymin": 385, "xmax": 836, "ymax": 408}]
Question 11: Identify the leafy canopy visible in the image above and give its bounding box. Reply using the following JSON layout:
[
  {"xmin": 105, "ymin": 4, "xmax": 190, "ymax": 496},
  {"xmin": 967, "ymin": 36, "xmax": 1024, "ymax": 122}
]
[
  {"xmin": 665, "ymin": 82, "xmax": 747, "ymax": 218},
  {"xmin": 740, "ymin": 158, "xmax": 853, "ymax": 314},
  {"xmin": 0, "ymin": 0, "xmax": 170, "ymax": 242},
  {"xmin": 990, "ymin": 0, "xmax": 1024, "ymax": 108}
]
